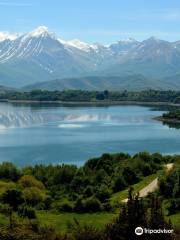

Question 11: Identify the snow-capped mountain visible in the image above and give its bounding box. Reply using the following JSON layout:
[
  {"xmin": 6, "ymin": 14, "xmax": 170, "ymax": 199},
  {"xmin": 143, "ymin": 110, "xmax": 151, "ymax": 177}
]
[
  {"xmin": 109, "ymin": 38, "xmax": 139, "ymax": 55},
  {"xmin": 0, "ymin": 32, "xmax": 18, "ymax": 42},
  {"xmin": 0, "ymin": 26, "xmax": 99, "ymax": 86},
  {"xmin": 0, "ymin": 26, "xmax": 180, "ymax": 88},
  {"xmin": 61, "ymin": 39, "xmax": 95, "ymax": 52}
]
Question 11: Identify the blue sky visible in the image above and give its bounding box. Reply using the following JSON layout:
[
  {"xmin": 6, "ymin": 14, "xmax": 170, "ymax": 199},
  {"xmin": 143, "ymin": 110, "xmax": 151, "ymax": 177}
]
[{"xmin": 0, "ymin": 0, "xmax": 180, "ymax": 43}]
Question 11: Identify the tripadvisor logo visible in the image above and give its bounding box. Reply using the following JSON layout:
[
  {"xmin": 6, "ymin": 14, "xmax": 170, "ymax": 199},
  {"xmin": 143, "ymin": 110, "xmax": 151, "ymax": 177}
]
[
  {"xmin": 135, "ymin": 227, "xmax": 143, "ymax": 235},
  {"xmin": 135, "ymin": 226, "xmax": 174, "ymax": 236}
]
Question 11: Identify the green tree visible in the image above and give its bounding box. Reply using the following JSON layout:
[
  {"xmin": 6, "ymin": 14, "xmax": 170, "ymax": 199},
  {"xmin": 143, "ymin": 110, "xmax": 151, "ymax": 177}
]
[{"xmin": 2, "ymin": 188, "xmax": 23, "ymax": 211}]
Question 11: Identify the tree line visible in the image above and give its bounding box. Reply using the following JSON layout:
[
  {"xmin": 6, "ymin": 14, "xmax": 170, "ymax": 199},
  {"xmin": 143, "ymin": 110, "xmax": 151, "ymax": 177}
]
[{"xmin": 0, "ymin": 89, "xmax": 180, "ymax": 103}]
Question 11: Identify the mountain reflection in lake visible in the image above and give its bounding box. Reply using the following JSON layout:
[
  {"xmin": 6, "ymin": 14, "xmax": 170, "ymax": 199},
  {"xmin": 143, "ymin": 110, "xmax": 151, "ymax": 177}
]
[{"xmin": 0, "ymin": 103, "xmax": 179, "ymax": 166}]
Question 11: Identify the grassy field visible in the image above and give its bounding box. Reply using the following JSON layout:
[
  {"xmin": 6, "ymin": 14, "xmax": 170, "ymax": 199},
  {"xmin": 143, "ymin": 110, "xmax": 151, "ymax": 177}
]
[
  {"xmin": 169, "ymin": 213, "xmax": 180, "ymax": 230},
  {"xmin": 37, "ymin": 211, "xmax": 117, "ymax": 233},
  {"xmin": 1, "ymin": 209, "xmax": 179, "ymax": 234},
  {"xmin": 0, "ymin": 213, "xmax": 9, "ymax": 225}
]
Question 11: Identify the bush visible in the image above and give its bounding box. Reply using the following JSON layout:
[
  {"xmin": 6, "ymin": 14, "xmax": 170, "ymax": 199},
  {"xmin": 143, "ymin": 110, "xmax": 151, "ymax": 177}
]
[
  {"xmin": 56, "ymin": 200, "xmax": 73, "ymax": 212},
  {"xmin": 18, "ymin": 205, "xmax": 36, "ymax": 219},
  {"xmin": 102, "ymin": 201, "xmax": 113, "ymax": 212},
  {"xmin": 83, "ymin": 197, "xmax": 102, "ymax": 212},
  {"xmin": 0, "ymin": 181, "xmax": 16, "ymax": 198},
  {"xmin": 95, "ymin": 185, "xmax": 111, "ymax": 202},
  {"xmin": 23, "ymin": 187, "xmax": 45, "ymax": 206},
  {"xmin": 36, "ymin": 202, "xmax": 46, "ymax": 210},
  {"xmin": 112, "ymin": 175, "xmax": 127, "ymax": 192},
  {"xmin": 166, "ymin": 199, "xmax": 180, "ymax": 215},
  {"xmin": 74, "ymin": 198, "xmax": 84, "ymax": 213},
  {"xmin": 83, "ymin": 186, "xmax": 94, "ymax": 198},
  {"xmin": 43, "ymin": 196, "xmax": 53, "ymax": 210},
  {"xmin": 19, "ymin": 175, "xmax": 45, "ymax": 190}
]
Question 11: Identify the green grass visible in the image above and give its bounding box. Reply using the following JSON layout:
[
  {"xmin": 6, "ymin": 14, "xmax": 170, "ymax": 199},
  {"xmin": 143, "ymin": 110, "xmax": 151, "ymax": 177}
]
[
  {"xmin": 0, "ymin": 213, "xmax": 9, "ymax": 225},
  {"xmin": 37, "ymin": 211, "xmax": 117, "ymax": 233},
  {"xmin": 110, "ymin": 171, "xmax": 161, "ymax": 204},
  {"xmin": 168, "ymin": 213, "xmax": 180, "ymax": 230}
]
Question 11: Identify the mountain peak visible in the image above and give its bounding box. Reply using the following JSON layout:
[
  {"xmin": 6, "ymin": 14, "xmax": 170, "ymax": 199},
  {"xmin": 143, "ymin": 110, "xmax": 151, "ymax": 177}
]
[
  {"xmin": 142, "ymin": 37, "xmax": 169, "ymax": 46},
  {"xmin": 145, "ymin": 36, "xmax": 162, "ymax": 42},
  {"xmin": 27, "ymin": 26, "xmax": 53, "ymax": 38}
]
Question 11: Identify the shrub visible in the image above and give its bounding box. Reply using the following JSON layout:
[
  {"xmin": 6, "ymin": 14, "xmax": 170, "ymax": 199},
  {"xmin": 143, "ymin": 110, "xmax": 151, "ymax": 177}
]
[
  {"xmin": 19, "ymin": 175, "xmax": 45, "ymax": 190},
  {"xmin": 44, "ymin": 196, "xmax": 53, "ymax": 210},
  {"xmin": 0, "ymin": 181, "xmax": 16, "ymax": 198},
  {"xmin": 18, "ymin": 205, "xmax": 36, "ymax": 219},
  {"xmin": 102, "ymin": 201, "xmax": 113, "ymax": 212},
  {"xmin": 112, "ymin": 175, "xmax": 127, "ymax": 192},
  {"xmin": 56, "ymin": 201, "xmax": 73, "ymax": 212},
  {"xmin": 83, "ymin": 197, "xmax": 102, "ymax": 212},
  {"xmin": 83, "ymin": 186, "xmax": 94, "ymax": 198},
  {"xmin": 95, "ymin": 185, "xmax": 111, "ymax": 202},
  {"xmin": 23, "ymin": 187, "xmax": 45, "ymax": 206},
  {"xmin": 74, "ymin": 198, "xmax": 84, "ymax": 213}
]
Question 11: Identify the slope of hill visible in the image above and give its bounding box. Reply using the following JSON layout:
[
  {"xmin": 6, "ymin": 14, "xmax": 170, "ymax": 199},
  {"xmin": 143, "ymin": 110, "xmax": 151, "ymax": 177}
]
[
  {"xmin": 23, "ymin": 74, "xmax": 180, "ymax": 91},
  {"xmin": 0, "ymin": 85, "xmax": 16, "ymax": 94}
]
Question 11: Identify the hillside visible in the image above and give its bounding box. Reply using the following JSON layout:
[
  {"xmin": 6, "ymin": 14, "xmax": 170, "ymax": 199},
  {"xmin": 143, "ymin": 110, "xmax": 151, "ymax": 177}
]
[
  {"xmin": 0, "ymin": 152, "xmax": 179, "ymax": 239},
  {"xmin": 0, "ymin": 85, "xmax": 16, "ymax": 94},
  {"xmin": 23, "ymin": 74, "xmax": 180, "ymax": 91}
]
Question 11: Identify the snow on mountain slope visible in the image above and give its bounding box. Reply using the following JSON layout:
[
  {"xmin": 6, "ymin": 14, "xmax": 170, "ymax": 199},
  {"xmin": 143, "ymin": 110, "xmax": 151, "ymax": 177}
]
[
  {"xmin": 64, "ymin": 39, "xmax": 93, "ymax": 52},
  {"xmin": 0, "ymin": 26, "xmax": 106, "ymax": 86},
  {"xmin": 109, "ymin": 38, "xmax": 139, "ymax": 55},
  {"xmin": 1, "ymin": 26, "xmax": 180, "ymax": 87},
  {"xmin": 0, "ymin": 32, "xmax": 18, "ymax": 42},
  {"xmin": 27, "ymin": 26, "xmax": 51, "ymax": 38},
  {"xmin": 0, "ymin": 26, "xmax": 60, "ymax": 62}
]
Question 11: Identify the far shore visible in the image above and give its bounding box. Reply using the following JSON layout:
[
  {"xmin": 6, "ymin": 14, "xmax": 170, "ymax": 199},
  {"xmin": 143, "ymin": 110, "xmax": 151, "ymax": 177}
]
[{"xmin": 1, "ymin": 99, "xmax": 180, "ymax": 107}]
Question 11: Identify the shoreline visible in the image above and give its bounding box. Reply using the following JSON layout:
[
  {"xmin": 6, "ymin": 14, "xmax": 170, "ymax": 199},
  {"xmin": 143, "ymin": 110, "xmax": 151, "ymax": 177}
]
[
  {"xmin": 153, "ymin": 116, "xmax": 180, "ymax": 124},
  {"xmin": 1, "ymin": 99, "xmax": 180, "ymax": 107}
]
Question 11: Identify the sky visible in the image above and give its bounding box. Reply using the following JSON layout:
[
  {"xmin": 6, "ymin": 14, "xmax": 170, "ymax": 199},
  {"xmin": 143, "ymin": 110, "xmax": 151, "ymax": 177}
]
[{"xmin": 0, "ymin": 0, "xmax": 180, "ymax": 44}]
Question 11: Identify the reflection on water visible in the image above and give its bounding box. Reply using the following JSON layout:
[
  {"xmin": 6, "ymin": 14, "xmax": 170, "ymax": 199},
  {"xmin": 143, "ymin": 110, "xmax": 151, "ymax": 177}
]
[
  {"xmin": 162, "ymin": 121, "xmax": 180, "ymax": 129},
  {"xmin": 0, "ymin": 112, "xmax": 45, "ymax": 129},
  {"xmin": 58, "ymin": 124, "xmax": 86, "ymax": 129},
  {"xmin": 0, "ymin": 106, "xmax": 152, "ymax": 130},
  {"xmin": 0, "ymin": 103, "xmax": 179, "ymax": 167}
]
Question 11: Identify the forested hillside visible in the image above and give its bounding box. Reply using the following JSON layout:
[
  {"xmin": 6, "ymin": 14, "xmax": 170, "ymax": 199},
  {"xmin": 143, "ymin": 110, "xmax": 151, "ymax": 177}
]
[{"xmin": 0, "ymin": 152, "xmax": 179, "ymax": 239}]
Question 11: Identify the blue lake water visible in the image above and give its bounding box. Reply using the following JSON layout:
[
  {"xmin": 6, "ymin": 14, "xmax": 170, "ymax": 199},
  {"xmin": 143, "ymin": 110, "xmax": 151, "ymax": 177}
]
[{"xmin": 0, "ymin": 103, "xmax": 179, "ymax": 166}]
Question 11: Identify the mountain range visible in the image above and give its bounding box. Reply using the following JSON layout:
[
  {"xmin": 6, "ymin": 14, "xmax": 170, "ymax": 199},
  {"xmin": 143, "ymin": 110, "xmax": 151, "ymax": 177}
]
[{"xmin": 1, "ymin": 26, "xmax": 180, "ymax": 90}]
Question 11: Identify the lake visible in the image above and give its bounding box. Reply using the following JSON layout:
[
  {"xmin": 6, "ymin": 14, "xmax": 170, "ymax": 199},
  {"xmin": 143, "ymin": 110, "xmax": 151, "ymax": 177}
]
[{"xmin": 0, "ymin": 103, "xmax": 179, "ymax": 167}]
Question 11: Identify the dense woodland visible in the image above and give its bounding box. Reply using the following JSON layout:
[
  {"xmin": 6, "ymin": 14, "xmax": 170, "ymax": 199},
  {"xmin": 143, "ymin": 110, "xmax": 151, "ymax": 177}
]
[
  {"xmin": 0, "ymin": 89, "xmax": 180, "ymax": 103},
  {"xmin": 0, "ymin": 152, "xmax": 179, "ymax": 239},
  {"xmin": 162, "ymin": 110, "xmax": 180, "ymax": 121}
]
